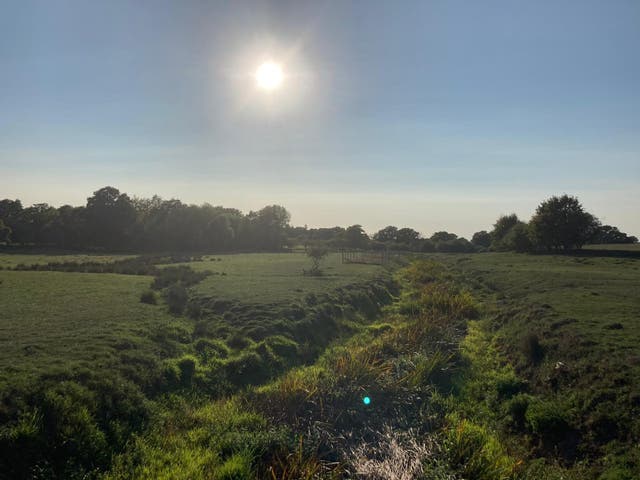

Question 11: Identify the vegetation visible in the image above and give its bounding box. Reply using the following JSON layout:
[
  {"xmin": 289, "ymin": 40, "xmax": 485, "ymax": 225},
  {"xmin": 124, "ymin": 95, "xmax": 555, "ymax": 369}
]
[
  {"xmin": 480, "ymin": 195, "xmax": 637, "ymax": 254},
  {"xmin": 305, "ymin": 245, "xmax": 329, "ymax": 275},
  {"xmin": 0, "ymin": 188, "xmax": 638, "ymax": 478},
  {"xmin": 0, "ymin": 251, "xmax": 394, "ymax": 478}
]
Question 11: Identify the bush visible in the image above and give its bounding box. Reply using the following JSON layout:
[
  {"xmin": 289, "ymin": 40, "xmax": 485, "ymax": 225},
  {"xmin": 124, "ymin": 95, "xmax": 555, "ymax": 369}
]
[
  {"xmin": 151, "ymin": 266, "xmax": 209, "ymax": 290},
  {"xmin": 522, "ymin": 333, "xmax": 544, "ymax": 365},
  {"xmin": 525, "ymin": 398, "xmax": 571, "ymax": 440},
  {"xmin": 177, "ymin": 356, "xmax": 198, "ymax": 387},
  {"xmin": 164, "ymin": 284, "xmax": 188, "ymax": 314},
  {"xmin": 505, "ymin": 393, "xmax": 533, "ymax": 430},
  {"xmin": 139, "ymin": 290, "xmax": 157, "ymax": 305},
  {"xmin": 194, "ymin": 339, "xmax": 230, "ymax": 362},
  {"xmin": 186, "ymin": 300, "xmax": 202, "ymax": 319}
]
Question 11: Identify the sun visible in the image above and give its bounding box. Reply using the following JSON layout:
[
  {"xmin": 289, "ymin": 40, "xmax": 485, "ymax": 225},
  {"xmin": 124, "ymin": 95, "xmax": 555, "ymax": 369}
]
[{"xmin": 255, "ymin": 61, "xmax": 284, "ymax": 91}]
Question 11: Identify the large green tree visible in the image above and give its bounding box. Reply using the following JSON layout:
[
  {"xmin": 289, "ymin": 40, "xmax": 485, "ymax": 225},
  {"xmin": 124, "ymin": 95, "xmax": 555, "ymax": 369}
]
[
  {"xmin": 529, "ymin": 195, "xmax": 599, "ymax": 251},
  {"xmin": 85, "ymin": 187, "xmax": 136, "ymax": 249},
  {"xmin": 490, "ymin": 214, "xmax": 521, "ymax": 250},
  {"xmin": 343, "ymin": 224, "xmax": 369, "ymax": 249},
  {"xmin": 0, "ymin": 219, "xmax": 11, "ymax": 243},
  {"xmin": 373, "ymin": 226, "xmax": 398, "ymax": 242}
]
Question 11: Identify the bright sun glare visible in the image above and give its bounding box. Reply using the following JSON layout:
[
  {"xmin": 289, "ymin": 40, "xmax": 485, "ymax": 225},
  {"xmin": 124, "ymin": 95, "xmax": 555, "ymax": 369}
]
[{"xmin": 255, "ymin": 61, "xmax": 284, "ymax": 91}]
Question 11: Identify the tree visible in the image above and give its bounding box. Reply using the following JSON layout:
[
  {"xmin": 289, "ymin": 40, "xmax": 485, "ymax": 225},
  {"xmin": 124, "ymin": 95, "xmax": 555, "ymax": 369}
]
[
  {"xmin": 85, "ymin": 187, "xmax": 136, "ymax": 249},
  {"xmin": 529, "ymin": 195, "xmax": 599, "ymax": 251},
  {"xmin": 503, "ymin": 223, "xmax": 534, "ymax": 253},
  {"xmin": 430, "ymin": 231, "xmax": 457, "ymax": 243},
  {"xmin": 396, "ymin": 227, "xmax": 421, "ymax": 245},
  {"xmin": 471, "ymin": 230, "xmax": 492, "ymax": 248},
  {"xmin": 249, "ymin": 205, "xmax": 291, "ymax": 250},
  {"xmin": 435, "ymin": 237, "xmax": 475, "ymax": 253},
  {"xmin": 589, "ymin": 225, "xmax": 638, "ymax": 244},
  {"xmin": 306, "ymin": 245, "xmax": 329, "ymax": 275},
  {"xmin": 373, "ymin": 226, "xmax": 398, "ymax": 242},
  {"xmin": 343, "ymin": 225, "xmax": 369, "ymax": 249},
  {"xmin": 0, "ymin": 219, "xmax": 11, "ymax": 243},
  {"xmin": 0, "ymin": 199, "xmax": 25, "ymax": 243},
  {"xmin": 491, "ymin": 214, "xmax": 520, "ymax": 250}
]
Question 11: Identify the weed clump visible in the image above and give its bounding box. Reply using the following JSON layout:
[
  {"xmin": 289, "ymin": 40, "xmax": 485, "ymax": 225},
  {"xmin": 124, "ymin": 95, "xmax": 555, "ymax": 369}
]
[
  {"xmin": 164, "ymin": 284, "xmax": 188, "ymax": 314},
  {"xmin": 522, "ymin": 333, "xmax": 544, "ymax": 365},
  {"xmin": 139, "ymin": 290, "xmax": 157, "ymax": 305}
]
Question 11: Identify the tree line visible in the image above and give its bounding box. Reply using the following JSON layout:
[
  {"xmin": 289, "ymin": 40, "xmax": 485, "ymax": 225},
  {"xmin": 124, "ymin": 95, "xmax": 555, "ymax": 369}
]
[
  {"xmin": 0, "ymin": 188, "xmax": 635, "ymax": 253},
  {"xmin": 472, "ymin": 194, "xmax": 637, "ymax": 253},
  {"xmin": 0, "ymin": 186, "xmax": 291, "ymax": 251}
]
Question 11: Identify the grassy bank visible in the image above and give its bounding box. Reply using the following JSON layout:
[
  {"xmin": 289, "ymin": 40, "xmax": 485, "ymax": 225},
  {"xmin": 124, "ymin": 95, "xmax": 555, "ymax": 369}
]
[{"xmin": 0, "ymin": 252, "xmax": 394, "ymax": 479}]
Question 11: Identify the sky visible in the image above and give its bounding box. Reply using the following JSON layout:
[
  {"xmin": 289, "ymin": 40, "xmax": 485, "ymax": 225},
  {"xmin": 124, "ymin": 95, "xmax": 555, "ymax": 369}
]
[{"xmin": 1, "ymin": 0, "xmax": 639, "ymax": 238}]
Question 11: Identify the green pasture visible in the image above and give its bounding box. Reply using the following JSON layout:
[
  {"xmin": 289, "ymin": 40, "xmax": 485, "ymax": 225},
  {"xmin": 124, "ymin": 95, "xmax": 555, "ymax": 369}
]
[
  {"xmin": 583, "ymin": 243, "xmax": 640, "ymax": 251},
  {"xmin": 176, "ymin": 252, "xmax": 385, "ymax": 303},
  {"xmin": 440, "ymin": 252, "xmax": 640, "ymax": 350},
  {"xmin": 0, "ymin": 252, "xmax": 135, "ymax": 269},
  {"xmin": 0, "ymin": 270, "xmax": 186, "ymax": 389}
]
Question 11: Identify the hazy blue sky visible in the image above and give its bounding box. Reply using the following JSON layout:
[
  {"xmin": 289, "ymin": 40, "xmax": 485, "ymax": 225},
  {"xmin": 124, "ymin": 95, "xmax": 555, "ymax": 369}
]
[{"xmin": 2, "ymin": 0, "xmax": 639, "ymax": 237}]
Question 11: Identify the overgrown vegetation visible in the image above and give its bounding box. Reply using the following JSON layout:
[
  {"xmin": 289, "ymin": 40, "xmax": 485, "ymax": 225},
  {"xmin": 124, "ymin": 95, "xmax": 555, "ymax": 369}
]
[
  {"xmin": 1, "ymin": 251, "xmax": 637, "ymax": 478},
  {"xmin": 0, "ymin": 252, "xmax": 394, "ymax": 479}
]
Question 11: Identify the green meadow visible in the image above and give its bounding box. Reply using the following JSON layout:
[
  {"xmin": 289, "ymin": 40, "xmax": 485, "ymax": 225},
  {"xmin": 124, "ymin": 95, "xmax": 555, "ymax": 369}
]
[
  {"xmin": 184, "ymin": 252, "xmax": 384, "ymax": 303},
  {"xmin": 1, "ymin": 250, "xmax": 639, "ymax": 478},
  {"xmin": 0, "ymin": 270, "xmax": 186, "ymax": 389},
  {"xmin": 0, "ymin": 253, "xmax": 135, "ymax": 269}
]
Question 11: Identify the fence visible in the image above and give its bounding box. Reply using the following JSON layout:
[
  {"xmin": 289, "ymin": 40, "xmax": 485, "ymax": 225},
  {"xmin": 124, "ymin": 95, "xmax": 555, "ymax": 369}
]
[{"xmin": 340, "ymin": 249, "xmax": 390, "ymax": 265}]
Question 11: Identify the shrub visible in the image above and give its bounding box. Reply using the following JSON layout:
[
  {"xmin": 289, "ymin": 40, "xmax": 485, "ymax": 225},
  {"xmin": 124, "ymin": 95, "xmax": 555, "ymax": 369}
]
[
  {"xmin": 525, "ymin": 398, "xmax": 571, "ymax": 440},
  {"xmin": 139, "ymin": 290, "xmax": 157, "ymax": 305},
  {"xmin": 494, "ymin": 372, "xmax": 527, "ymax": 399},
  {"xmin": 186, "ymin": 301, "xmax": 202, "ymax": 319},
  {"xmin": 177, "ymin": 356, "xmax": 198, "ymax": 387},
  {"xmin": 505, "ymin": 393, "xmax": 533, "ymax": 430},
  {"xmin": 151, "ymin": 265, "xmax": 209, "ymax": 290},
  {"xmin": 522, "ymin": 333, "xmax": 544, "ymax": 365},
  {"xmin": 164, "ymin": 284, "xmax": 188, "ymax": 314},
  {"xmin": 305, "ymin": 245, "xmax": 329, "ymax": 275},
  {"xmin": 194, "ymin": 339, "xmax": 230, "ymax": 362}
]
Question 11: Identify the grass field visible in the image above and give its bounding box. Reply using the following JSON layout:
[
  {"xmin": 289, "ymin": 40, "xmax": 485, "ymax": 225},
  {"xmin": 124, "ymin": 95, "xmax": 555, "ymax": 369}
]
[
  {"xmin": 0, "ymin": 251, "xmax": 394, "ymax": 478},
  {"xmin": 0, "ymin": 270, "xmax": 187, "ymax": 389},
  {"xmin": 583, "ymin": 243, "xmax": 640, "ymax": 251},
  {"xmin": 2, "ymin": 250, "xmax": 639, "ymax": 478},
  {"xmin": 0, "ymin": 252, "xmax": 385, "ymax": 385},
  {"xmin": 0, "ymin": 252, "xmax": 135, "ymax": 269},
  {"xmin": 182, "ymin": 252, "xmax": 384, "ymax": 303},
  {"xmin": 435, "ymin": 252, "xmax": 640, "ymax": 475}
]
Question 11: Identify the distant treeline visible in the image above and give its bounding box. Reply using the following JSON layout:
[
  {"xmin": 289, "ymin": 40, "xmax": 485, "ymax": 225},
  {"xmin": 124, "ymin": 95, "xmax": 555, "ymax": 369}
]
[
  {"xmin": 0, "ymin": 188, "xmax": 636, "ymax": 253},
  {"xmin": 471, "ymin": 194, "xmax": 638, "ymax": 253}
]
